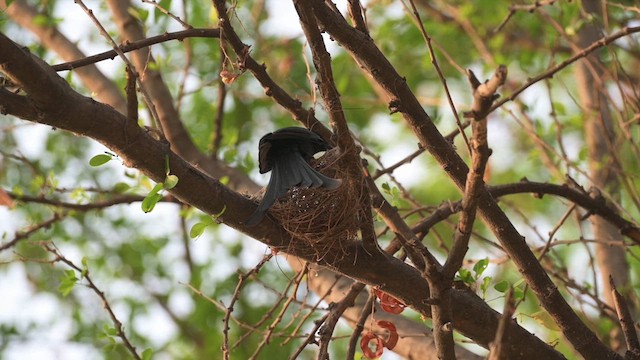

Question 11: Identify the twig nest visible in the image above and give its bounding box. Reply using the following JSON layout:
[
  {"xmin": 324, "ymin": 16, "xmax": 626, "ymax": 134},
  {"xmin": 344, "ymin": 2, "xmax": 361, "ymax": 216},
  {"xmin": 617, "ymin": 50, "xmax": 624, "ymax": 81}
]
[{"xmin": 262, "ymin": 148, "xmax": 365, "ymax": 260}]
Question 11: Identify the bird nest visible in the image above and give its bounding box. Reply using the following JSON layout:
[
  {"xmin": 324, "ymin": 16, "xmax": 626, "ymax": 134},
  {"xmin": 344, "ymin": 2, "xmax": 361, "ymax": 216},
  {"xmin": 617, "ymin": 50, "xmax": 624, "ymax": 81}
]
[{"xmin": 260, "ymin": 148, "xmax": 365, "ymax": 261}]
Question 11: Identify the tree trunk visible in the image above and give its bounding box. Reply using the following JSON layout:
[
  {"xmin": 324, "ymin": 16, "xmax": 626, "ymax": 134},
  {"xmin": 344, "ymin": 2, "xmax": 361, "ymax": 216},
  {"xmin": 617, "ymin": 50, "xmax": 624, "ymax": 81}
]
[{"xmin": 575, "ymin": 0, "xmax": 632, "ymax": 352}]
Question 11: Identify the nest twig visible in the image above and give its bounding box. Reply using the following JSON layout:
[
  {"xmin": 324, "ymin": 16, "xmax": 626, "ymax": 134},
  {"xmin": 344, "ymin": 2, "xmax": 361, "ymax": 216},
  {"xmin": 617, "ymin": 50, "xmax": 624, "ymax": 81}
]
[{"xmin": 258, "ymin": 148, "xmax": 366, "ymax": 261}]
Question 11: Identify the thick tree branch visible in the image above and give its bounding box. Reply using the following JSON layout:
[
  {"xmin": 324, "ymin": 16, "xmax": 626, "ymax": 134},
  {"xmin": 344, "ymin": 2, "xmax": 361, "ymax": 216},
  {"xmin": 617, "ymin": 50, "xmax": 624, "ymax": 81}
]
[
  {"xmin": 0, "ymin": 32, "xmax": 565, "ymax": 359},
  {"xmin": 1, "ymin": 0, "xmax": 127, "ymax": 113},
  {"xmin": 102, "ymin": 0, "xmax": 254, "ymax": 192},
  {"xmin": 308, "ymin": 2, "xmax": 620, "ymax": 358},
  {"xmin": 294, "ymin": 1, "xmax": 380, "ymax": 255},
  {"xmin": 211, "ymin": 0, "xmax": 332, "ymax": 143},
  {"xmin": 430, "ymin": 66, "xmax": 505, "ymax": 360}
]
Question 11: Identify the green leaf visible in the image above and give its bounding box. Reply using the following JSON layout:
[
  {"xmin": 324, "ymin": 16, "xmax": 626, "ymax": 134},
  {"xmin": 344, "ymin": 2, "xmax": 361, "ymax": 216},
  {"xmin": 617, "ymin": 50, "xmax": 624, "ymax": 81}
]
[
  {"xmin": 89, "ymin": 154, "xmax": 113, "ymax": 167},
  {"xmin": 493, "ymin": 280, "xmax": 510, "ymax": 293},
  {"xmin": 473, "ymin": 258, "xmax": 489, "ymax": 278},
  {"xmin": 189, "ymin": 222, "xmax": 208, "ymax": 239},
  {"xmin": 163, "ymin": 174, "xmax": 179, "ymax": 190},
  {"xmin": 113, "ymin": 182, "xmax": 131, "ymax": 193},
  {"xmin": 33, "ymin": 14, "xmax": 53, "ymax": 26},
  {"xmin": 103, "ymin": 324, "xmax": 118, "ymax": 337},
  {"xmin": 80, "ymin": 257, "xmax": 89, "ymax": 277},
  {"xmin": 513, "ymin": 286, "xmax": 525, "ymax": 301},
  {"xmin": 456, "ymin": 268, "xmax": 474, "ymax": 284},
  {"xmin": 58, "ymin": 270, "xmax": 78, "ymax": 297},
  {"xmin": 149, "ymin": 183, "xmax": 164, "ymax": 196},
  {"xmin": 219, "ymin": 176, "xmax": 230, "ymax": 185},
  {"xmin": 129, "ymin": 7, "xmax": 149, "ymax": 22},
  {"xmin": 480, "ymin": 276, "xmax": 492, "ymax": 299},
  {"xmin": 142, "ymin": 348, "xmax": 153, "ymax": 360},
  {"xmin": 141, "ymin": 193, "xmax": 163, "ymax": 213}
]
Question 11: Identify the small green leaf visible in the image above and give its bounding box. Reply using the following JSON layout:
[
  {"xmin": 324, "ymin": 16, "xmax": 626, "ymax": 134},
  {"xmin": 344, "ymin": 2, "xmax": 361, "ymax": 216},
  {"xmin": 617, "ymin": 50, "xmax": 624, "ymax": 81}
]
[
  {"xmin": 219, "ymin": 176, "xmax": 230, "ymax": 185},
  {"xmin": 113, "ymin": 182, "xmax": 131, "ymax": 193},
  {"xmin": 103, "ymin": 324, "xmax": 118, "ymax": 337},
  {"xmin": 190, "ymin": 222, "xmax": 208, "ymax": 239},
  {"xmin": 473, "ymin": 258, "xmax": 489, "ymax": 278},
  {"xmin": 89, "ymin": 154, "xmax": 112, "ymax": 167},
  {"xmin": 163, "ymin": 175, "xmax": 179, "ymax": 190},
  {"xmin": 80, "ymin": 257, "xmax": 89, "ymax": 277},
  {"xmin": 148, "ymin": 183, "xmax": 164, "ymax": 196},
  {"xmin": 142, "ymin": 348, "xmax": 153, "ymax": 360},
  {"xmin": 513, "ymin": 286, "xmax": 525, "ymax": 301},
  {"xmin": 493, "ymin": 280, "xmax": 510, "ymax": 293},
  {"xmin": 129, "ymin": 7, "xmax": 149, "ymax": 22},
  {"xmin": 480, "ymin": 276, "xmax": 492, "ymax": 299},
  {"xmin": 33, "ymin": 14, "xmax": 51, "ymax": 26},
  {"xmin": 141, "ymin": 193, "xmax": 163, "ymax": 213},
  {"xmin": 58, "ymin": 270, "xmax": 78, "ymax": 297},
  {"xmin": 11, "ymin": 185, "xmax": 23, "ymax": 197},
  {"xmin": 456, "ymin": 268, "xmax": 474, "ymax": 284}
]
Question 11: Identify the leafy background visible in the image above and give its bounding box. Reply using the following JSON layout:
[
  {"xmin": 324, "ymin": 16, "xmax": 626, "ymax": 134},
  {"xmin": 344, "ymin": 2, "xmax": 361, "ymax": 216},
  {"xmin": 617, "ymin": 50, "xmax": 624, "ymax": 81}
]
[{"xmin": 1, "ymin": 0, "xmax": 639, "ymax": 359}]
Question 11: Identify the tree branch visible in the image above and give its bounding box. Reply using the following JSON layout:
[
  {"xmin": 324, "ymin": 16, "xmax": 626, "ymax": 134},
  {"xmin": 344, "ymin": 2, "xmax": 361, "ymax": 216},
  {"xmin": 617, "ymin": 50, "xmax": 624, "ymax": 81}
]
[
  {"xmin": 0, "ymin": 31, "xmax": 565, "ymax": 360},
  {"xmin": 51, "ymin": 28, "xmax": 221, "ymax": 72},
  {"xmin": 211, "ymin": 0, "xmax": 332, "ymax": 142},
  {"xmin": 1, "ymin": 0, "xmax": 127, "ymax": 113},
  {"xmin": 308, "ymin": 2, "xmax": 621, "ymax": 358}
]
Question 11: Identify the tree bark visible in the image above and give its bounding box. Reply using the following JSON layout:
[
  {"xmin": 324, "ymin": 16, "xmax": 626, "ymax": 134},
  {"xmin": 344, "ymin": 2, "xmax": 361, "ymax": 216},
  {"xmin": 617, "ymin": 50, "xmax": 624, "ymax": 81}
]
[{"xmin": 575, "ymin": 0, "xmax": 633, "ymax": 352}]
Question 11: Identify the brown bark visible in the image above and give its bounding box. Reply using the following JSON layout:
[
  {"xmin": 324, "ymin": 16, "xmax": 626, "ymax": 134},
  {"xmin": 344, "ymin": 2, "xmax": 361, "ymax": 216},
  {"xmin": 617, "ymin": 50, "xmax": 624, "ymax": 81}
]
[
  {"xmin": 575, "ymin": 0, "xmax": 633, "ymax": 352},
  {"xmin": 0, "ymin": 0, "xmax": 127, "ymax": 113}
]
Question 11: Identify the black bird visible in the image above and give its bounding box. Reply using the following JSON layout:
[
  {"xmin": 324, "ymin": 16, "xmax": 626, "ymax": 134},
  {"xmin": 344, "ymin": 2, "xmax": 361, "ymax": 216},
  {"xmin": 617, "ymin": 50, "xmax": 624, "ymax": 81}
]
[{"xmin": 245, "ymin": 127, "xmax": 342, "ymax": 226}]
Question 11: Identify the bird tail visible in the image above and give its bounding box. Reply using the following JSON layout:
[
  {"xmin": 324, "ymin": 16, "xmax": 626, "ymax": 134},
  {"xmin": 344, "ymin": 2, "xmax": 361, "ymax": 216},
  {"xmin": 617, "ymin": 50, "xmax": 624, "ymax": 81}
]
[{"xmin": 244, "ymin": 152, "xmax": 341, "ymax": 226}]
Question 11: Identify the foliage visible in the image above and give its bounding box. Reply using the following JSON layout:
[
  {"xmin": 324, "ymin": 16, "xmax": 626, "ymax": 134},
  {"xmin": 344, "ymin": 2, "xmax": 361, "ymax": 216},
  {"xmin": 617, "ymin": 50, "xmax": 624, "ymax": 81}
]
[{"xmin": 1, "ymin": 0, "xmax": 639, "ymax": 359}]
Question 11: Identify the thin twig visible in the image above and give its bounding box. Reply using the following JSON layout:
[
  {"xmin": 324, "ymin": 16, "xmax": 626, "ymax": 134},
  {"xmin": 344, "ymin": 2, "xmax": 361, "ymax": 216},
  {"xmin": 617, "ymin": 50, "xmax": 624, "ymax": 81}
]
[
  {"xmin": 211, "ymin": 0, "xmax": 332, "ymax": 141},
  {"xmin": 407, "ymin": 0, "xmax": 471, "ymax": 156},
  {"xmin": 346, "ymin": 289, "xmax": 377, "ymax": 360},
  {"xmin": 249, "ymin": 266, "xmax": 308, "ymax": 359},
  {"xmin": 430, "ymin": 66, "xmax": 505, "ymax": 359},
  {"xmin": 223, "ymin": 253, "xmax": 274, "ymax": 359},
  {"xmin": 52, "ymin": 28, "xmax": 221, "ymax": 71},
  {"xmin": 0, "ymin": 213, "xmax": 64, "ymax": 252},
  {"xmin": 44, "ymin": 243, "xmax": 142, "ymax": 359},
  {"xmin": 487, "ymin": 289, "xmax": 515, "ymax": 360},
  {"xmin": 73, "ymin": 0, "xmax": 163, "ymax": 134},
  {"xmin": 346, "ymin": 0, "xmax": 369, "ymax": 35},
  {"xmin": 141, "ymin": 0, "xmax": 192, "ymax": 28},
  {"xmin": 317, "ymin": 282, "xmax": 366, "ymax": 358},
  {"xmin": 490, "ymin": 26, "xmax": 640, "ymax": 114},
  {"xmin": 609, "ymin": 276, "xmax": 640, "ymax": 356},
  {"xmin": 211, "ymin": 46, "xmax": 227, "ymax": 158},
  {"xmin": 7, "ymin": 191, "xmax": 177, "ymax": 210}
]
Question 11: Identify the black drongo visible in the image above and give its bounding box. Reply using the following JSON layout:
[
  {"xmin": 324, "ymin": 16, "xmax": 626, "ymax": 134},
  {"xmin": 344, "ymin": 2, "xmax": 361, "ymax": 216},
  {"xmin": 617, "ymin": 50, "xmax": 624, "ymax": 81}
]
[{"xmin": 245, "ymin": 127, "xmax": 342, "ymax": 226}]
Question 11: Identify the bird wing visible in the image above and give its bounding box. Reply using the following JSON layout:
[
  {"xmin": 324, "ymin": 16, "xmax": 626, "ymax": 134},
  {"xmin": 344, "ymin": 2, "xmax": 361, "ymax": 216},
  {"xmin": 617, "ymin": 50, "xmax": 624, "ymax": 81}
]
[{"xmin": 245, "ymin": 127, "xmax": 341, "ymax": 226}]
